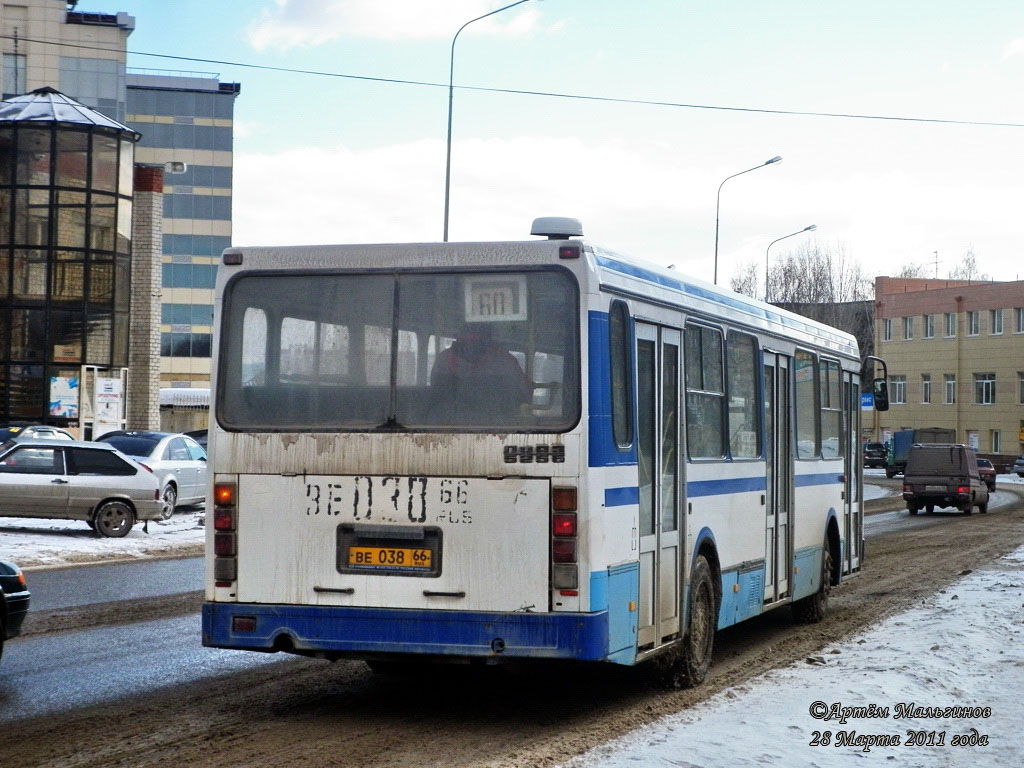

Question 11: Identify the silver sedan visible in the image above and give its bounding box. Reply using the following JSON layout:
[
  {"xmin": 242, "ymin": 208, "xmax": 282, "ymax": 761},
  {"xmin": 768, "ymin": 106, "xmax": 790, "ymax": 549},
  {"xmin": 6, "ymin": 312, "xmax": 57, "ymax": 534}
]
[
  {"xmin": 0, "ymin": 438, "xmax": 163, "ymax": 537},
  {"xmin": 95, "ymin": 431, "xmax": 207, "ymax": 519}
]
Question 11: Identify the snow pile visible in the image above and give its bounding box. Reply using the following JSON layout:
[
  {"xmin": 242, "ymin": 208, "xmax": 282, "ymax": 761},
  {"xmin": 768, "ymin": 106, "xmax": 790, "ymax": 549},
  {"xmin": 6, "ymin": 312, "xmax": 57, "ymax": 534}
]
[
  {"xmin": 0, "ymin": 509, "xmax": 204, "ymax": 569},
  {"xmin": 567, "ymin": 547, "xmax": 1024, "ymax": 768}
]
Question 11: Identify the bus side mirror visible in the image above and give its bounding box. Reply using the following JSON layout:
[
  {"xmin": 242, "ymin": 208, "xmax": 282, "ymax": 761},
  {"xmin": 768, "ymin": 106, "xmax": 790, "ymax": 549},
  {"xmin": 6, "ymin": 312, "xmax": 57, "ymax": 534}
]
[{"xmin": 872, "ymin": 378, "xmax": 889, "ymax": 412}]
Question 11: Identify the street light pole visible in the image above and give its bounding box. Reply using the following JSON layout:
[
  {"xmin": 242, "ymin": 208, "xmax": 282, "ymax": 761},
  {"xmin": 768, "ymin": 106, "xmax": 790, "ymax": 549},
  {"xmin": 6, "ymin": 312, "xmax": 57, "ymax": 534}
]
[
  {"xmin": 443, "ymin": 0, "xmax": 530, "ymax": 242},
  {"xmin": 713, "ymin": 155, "xmax": 782, "ymax": 285},
  {"xmin": 764, "ymin": 224, "xmax": 816, "ymax": 302}
]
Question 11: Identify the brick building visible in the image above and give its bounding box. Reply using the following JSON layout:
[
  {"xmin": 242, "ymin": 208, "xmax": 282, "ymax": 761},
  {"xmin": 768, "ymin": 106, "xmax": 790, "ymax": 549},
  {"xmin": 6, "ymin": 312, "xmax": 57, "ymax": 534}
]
[{"xmin": 871, "ymin": 276, "xmax": 1024, "ymax": 459}]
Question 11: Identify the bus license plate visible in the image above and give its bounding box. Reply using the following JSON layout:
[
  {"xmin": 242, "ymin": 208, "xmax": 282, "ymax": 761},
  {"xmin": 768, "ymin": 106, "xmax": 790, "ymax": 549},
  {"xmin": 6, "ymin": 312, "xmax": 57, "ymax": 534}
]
[{"xmin": 347, "ymin": 546, "xmax": 433, "ymax": 571}]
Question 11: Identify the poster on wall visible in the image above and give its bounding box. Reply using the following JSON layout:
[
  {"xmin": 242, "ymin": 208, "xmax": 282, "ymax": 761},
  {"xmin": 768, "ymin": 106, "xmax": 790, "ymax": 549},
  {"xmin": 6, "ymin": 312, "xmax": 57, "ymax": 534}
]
[
  {"xmin": 93, "ymin": 377, "xmax": 124, "ymax": 439},
  {"xmin": 49, "ymin": 376, "xmax": 80, "ymax": 418}
]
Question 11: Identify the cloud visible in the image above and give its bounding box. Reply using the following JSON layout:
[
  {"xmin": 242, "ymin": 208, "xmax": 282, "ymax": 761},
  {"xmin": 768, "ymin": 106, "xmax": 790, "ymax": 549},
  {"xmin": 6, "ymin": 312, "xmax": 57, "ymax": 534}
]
[
  {"xmin": 232, "ymin": 134, "xmax": 1018, "ymax": 284},
  {"xmin": 247, "ymin": 0, "xmax": 548, "ymax": 50},
  {"xmin": 1003, "ymin": 37, "xmax": 1024, "ymax": 59},
  {"xmin": 232, "ymin": 136, "xmax": 692, "ymax": 251}
]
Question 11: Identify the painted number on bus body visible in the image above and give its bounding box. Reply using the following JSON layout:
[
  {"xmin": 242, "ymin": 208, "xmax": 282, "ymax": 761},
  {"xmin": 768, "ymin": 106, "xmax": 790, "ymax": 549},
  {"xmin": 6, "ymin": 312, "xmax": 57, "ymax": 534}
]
[{"xmin": 304, "ymin": 476, "xmax": 467, "ymax": 524}]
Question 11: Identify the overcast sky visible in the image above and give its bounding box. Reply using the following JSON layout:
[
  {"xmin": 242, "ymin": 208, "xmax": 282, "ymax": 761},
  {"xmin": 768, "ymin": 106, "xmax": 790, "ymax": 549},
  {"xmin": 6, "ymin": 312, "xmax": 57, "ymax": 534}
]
[{"xmin": 80, "ymin": 0, "xmax": 1024, "ymax": 287}]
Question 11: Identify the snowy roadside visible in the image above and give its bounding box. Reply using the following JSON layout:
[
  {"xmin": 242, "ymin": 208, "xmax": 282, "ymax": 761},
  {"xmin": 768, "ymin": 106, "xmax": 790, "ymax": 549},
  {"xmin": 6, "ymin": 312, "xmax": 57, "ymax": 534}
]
[
  {"xmin": 0, "ymin": 507, "xmax": 205, "ymax": 570},
  {"xmin": 565, "ymin": 545, "xmax": 1024, "ymax": 768}
]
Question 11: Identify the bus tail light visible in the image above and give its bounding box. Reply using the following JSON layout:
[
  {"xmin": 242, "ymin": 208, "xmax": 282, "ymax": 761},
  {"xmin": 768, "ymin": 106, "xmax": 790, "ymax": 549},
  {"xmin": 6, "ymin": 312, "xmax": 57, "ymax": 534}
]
[
  {"xmin": 552, "ymin": 487, "xmax": 577, "ymax": 511},
  {"xmin": 214, "ymin": 481, "xmax": 237, "ymax": 587},
  {"xmin": 553, "ymin": 512, "xmax": 576, "ymax": 536},
  {"xmin": 552, "ymin": 538, "xmax": 577, "ymax": 562},
  {"xmin": 213, "ymin": 507, "xmax": 235, "ymax": 531},
  {"xmin": 214, "ymin": 532, "xmax": 236, "ymax": 557},
  {"xmin": 551, "ymin": 486, "xmax": 578, "ymax": 594}
]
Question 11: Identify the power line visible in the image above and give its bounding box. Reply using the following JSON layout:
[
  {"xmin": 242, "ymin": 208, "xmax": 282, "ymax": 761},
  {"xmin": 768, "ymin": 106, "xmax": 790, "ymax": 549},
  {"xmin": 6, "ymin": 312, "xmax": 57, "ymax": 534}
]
[{"xmin": 4, "ymin": 33, "xmax": 1024, "ymax": 129}]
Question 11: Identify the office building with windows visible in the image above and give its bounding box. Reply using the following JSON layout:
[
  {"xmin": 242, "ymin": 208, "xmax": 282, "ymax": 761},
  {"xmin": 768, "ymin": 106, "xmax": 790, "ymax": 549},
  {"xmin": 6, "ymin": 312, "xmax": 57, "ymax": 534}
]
[
  {"xmin": 126, "ymin": 72, "xmax": 239, "ymax": 388},
  {"xmin": 2, "ymin": 1, "xmax": 238, "ymax": 391},
  {"xmin": 872, "ymin": 276, "xmax": 1024, "ymax": 458}
]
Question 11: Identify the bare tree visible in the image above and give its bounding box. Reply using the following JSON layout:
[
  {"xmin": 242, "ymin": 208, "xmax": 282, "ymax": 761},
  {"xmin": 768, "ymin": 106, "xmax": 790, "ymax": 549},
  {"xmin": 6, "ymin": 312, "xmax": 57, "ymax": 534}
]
[
  {"xmin": 764, "ymin": 241, "xmax": 870, "ymax": 305},
  {"xmin": 729, "ymin": 259, "xmax": 761, "ymax": 299},
  {"xmin": 894, "ymin": 262, "xmax": 930, "ymax": 278},
  {"xmin": 948, "ymin": 247, "xmax": 990, "ymax": 281}
]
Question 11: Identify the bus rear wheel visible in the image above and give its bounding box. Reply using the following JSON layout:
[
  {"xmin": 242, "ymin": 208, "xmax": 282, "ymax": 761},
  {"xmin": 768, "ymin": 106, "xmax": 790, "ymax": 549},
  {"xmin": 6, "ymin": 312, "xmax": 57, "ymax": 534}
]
[
  {"xmin": 793, "ymin": 541, "xmax": 832, "ymax": 624},
  {"xmin": 663, "ymin": 555, "xmax": 716, "ymax": 689}
]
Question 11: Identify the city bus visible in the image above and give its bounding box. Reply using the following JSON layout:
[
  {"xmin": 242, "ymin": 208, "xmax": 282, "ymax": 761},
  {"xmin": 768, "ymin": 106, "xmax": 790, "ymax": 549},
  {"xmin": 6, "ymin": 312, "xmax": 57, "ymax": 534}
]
[{"xmin": 202, "ymin": 217, "xmax": 888, "ymax": 686}]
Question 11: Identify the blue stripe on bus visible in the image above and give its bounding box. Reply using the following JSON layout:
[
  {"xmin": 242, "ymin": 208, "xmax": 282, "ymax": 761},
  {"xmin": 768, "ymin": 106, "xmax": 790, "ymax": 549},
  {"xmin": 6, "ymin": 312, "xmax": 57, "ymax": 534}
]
[
  {"xmin": 794, "ymin": 472, "xmax": 843, "ymax": 488},
  {"xmin": 685, "ymin": 471, "xmax": 841, "ymax": 497},
  {"xmin": 605, "ymin": 486, "xmax": 640, "ymax": 507},
  {"xmin": 687, "ymin": 475, "xmax": 766, "ymax": 497},
  {"xmin": 588, "ymin": 310, "xmax": 637, "ymax": 468}
]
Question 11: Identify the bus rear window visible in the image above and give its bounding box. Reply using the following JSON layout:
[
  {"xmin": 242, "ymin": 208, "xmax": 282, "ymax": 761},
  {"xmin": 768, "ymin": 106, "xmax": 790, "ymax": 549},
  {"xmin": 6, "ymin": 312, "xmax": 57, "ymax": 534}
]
[{"xmin": 217, "ymin": 269, "xmax": 580, "ymax": 432}]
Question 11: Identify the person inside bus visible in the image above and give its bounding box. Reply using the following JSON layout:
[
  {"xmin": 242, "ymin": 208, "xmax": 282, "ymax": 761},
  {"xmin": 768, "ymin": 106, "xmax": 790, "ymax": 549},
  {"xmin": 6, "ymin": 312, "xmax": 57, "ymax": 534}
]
[{"xmin": 429, "ymin": 323, "xmax": 532, "ymax": 424}]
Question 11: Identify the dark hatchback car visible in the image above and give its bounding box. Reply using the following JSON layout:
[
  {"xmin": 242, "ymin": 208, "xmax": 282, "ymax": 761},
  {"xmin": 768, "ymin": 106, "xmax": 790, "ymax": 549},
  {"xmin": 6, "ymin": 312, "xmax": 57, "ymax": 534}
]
[
  {"xmin": 902, "ymin": 443, "xmax": 989, "ymax": 515},
  {"xmin": 976, "ymin": 458, "xmax": 996, "ymax": 492},
  {"xmin": 1, "ymin": 557, "xmax": 30, "ymax": 663},
  {"xmin": 862, "ymin": 441, "xmax": 888, "ymax": 468}
]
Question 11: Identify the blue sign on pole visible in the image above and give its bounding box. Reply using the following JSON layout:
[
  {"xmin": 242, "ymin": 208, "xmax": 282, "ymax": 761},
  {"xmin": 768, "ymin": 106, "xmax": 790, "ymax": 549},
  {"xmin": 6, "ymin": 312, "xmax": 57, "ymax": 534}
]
[{"xmin": 861, "ymin": 392, "xmax": 874, "ymax": 410}]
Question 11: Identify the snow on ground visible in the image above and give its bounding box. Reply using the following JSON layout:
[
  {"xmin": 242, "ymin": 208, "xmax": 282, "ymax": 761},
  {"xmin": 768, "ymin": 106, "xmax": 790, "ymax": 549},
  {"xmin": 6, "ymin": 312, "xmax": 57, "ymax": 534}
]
[
  {"xmin": 565, "ymin": 546, "xmax": 1024, "ymax": 768},
  {"xmin": 862, "ymin": 482, "xmax": 893, "ymax": 501},
  {"xmin": 0, "ymin": 507, "xmax": 204, "ymax": 570}
]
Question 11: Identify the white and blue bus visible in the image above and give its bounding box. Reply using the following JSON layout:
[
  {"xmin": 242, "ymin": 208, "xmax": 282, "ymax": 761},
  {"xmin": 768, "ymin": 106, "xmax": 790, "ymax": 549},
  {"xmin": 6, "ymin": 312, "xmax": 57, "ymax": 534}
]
[{"xmin": 202, "ymin": 217, "xmax": 887, "ymax": 685}]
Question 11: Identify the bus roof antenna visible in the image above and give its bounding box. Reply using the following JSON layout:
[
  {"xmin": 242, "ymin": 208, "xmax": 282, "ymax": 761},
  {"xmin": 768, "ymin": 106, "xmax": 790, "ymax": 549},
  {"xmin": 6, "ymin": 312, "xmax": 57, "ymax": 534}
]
[{"xmin": 530, "ymin": 217, "xmax": 583, "ymax": 240}]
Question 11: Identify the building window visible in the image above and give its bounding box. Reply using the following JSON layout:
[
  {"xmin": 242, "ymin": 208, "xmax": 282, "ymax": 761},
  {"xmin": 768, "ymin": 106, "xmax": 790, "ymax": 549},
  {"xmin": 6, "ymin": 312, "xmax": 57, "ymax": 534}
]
[
  {"xmin": 890, "ymin": 374, "xmax": 907, "ymax": 405},
  {"xmin": 967, "ymin": 311, "xmax": 980, "ymax": 335},
  {"xmin": 1016, "ymin": 308, "xmax": 1024, "ymax": 334},
  {"xmin": 945, "ymin": 374, "xmax": 956, "ymax": 404},
  {"xmin": 2, "ymin": 53, "xmax": 27, "ymax": 95},
  {"xmin": 945, "ymin": 312, "xmax": 957, "ymax": 337},
  {"xmin": 883, "ymin": 318, "xmax": 892, "ymax": 342},
  {"xmin": 991, "ymin": 309, "xmax": 1003, "ymax": 335},
  {"xmin": 992, "ymin": 430, "xmax": 1001, "ymax": 453},
  {"xmin": 903, "ymin": 316, "xmax": 913, "ymax": 340},
  {"xmin": 923, "ymin": 314, "xmax": 934, "ymax": 338},
  {"xmin": 1018, "ymin": 372, "xmax": 1024, "ymax": 405},
  {"xmin": 974, "ymin": 373, "xmax": 996, "ymax": 405},
  {"xmin": 921, "ymin": 373, "xmax": 932, "ymax": 404}
]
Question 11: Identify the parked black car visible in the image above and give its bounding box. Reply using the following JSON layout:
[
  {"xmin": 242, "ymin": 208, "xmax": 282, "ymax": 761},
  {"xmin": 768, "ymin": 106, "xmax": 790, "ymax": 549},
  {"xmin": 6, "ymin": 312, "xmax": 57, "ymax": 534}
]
[
  {"xmin": 1, "ymin": 557, "xmax": 30, "ymax": 664},
  {"xmin": 902, "ymin": 444, "xmax": 989, "ymax": 515},
  {"xmin": 862, "ymin": 442, "xmax": 888, "ymax": 468}
]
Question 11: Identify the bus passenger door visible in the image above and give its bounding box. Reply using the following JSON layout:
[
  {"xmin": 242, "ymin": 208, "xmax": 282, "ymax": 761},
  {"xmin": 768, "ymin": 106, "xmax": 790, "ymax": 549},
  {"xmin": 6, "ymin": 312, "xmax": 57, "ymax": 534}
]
[
  {"xmin": 843, "ymin": 373, "xmax": 862, "ymax": 571},
  {"xmin": 636, "ymin": 324, "xmax": 682, "ymax": 649},
  {"xmin": 763, "ymin": 352, "xmax": 793, "ymax": 603}
]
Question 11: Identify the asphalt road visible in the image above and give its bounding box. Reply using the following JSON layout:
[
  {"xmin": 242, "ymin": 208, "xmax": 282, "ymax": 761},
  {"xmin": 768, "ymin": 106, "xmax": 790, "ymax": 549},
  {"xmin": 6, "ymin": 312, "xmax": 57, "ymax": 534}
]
[
  {"xmin": 0, "ymin": 613, "xmax": 292, "ymax": 724},
  {"xmin": 28, "ymin": 556, "xmax": 203, "ymax": 611}
]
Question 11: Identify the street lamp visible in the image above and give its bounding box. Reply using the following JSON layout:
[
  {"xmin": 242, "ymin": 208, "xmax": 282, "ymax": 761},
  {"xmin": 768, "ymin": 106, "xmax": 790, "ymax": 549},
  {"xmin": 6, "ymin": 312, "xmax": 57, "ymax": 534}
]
[
  {"xmin": 443, "ymin": 0, "xmax": 531, "ymax": 242},
  {"xmin": 713, "ymin": 155, "xmax": 781, "ymax": 285},
  {"xmin": 764, "ymin": 224, "xmax": 816, "ymax": 302}
]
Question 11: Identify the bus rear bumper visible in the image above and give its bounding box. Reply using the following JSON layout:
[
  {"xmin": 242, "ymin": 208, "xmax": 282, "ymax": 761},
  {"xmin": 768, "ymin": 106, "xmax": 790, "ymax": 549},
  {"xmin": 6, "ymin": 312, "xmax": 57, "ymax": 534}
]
[{"xmin": 202, "ymin": 602, "xmax": 610, "ymax": 661}]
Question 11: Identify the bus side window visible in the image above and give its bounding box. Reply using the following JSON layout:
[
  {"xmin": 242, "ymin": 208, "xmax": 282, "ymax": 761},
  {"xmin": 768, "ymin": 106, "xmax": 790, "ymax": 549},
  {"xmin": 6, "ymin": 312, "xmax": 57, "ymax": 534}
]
[
  {"xmin": 794, "ymin": 350, "xmax": 819, "ymax": 458},
  {"xmin": 609, "ymin": 300, "xmax": 633, "ymax": 449},
  {"xmin": 685, "ymin": 324, "xmax": 725, "ymax": 459},
  {"xmin": 726, "ymin": 332, "xmax": 760, "ymax": 458}
]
